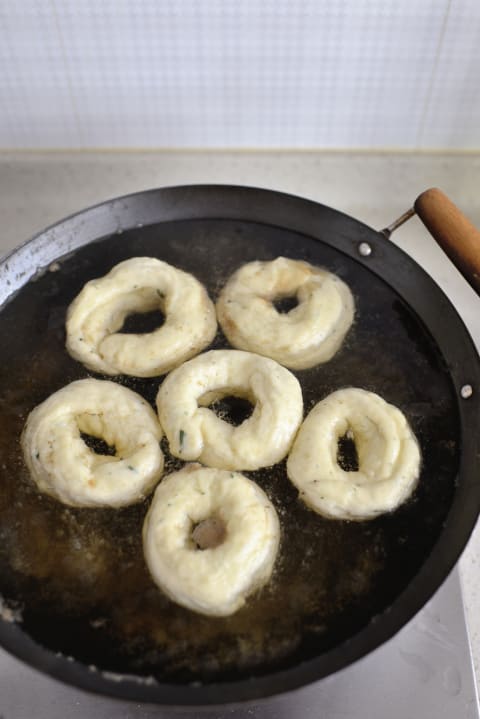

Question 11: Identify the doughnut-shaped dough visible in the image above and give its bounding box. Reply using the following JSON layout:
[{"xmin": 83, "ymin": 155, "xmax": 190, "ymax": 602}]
[
  {"xmin": 156, "ymin": 349, "xmax": 303, "ymax": 471},
  {"xmin": 66, "ymin": 257, "xmax": 217, "ymax": 377},
  {"xmin": 143, "ymin": 464, "xmax": 280, "ymax": 616},
  {"xmin": 216, "ymin": 257, "xmax": 354, "ymax": 370},
  {"xmin": 287, "ymin": 388, "xmax": 421, "ymax": 520},
  {"xmin": 22, "ymin": 379, "xmax": 164, "ymax": 507}
]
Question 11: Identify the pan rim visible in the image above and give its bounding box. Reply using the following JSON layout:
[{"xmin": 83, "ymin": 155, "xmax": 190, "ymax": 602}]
[{"xmin": 0, "ymin": 183, "xmax": 479, "ymax": 706}]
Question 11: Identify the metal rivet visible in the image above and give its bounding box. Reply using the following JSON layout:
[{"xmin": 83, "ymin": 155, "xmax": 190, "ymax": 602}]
[
  {"xmin": 358, "ymin": 242, "xmax": 372, "ymax": 257},
  {"xmin": 461, "ymin": 384, "xmax": 473, "ymax": 399}
]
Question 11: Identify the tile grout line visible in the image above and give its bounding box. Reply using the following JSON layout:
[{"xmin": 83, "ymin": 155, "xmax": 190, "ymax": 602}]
[
  {"xmin": 416, "ymin": 0, "xmax": 453, "ymax": 148},
  {"xmin": 49, "ymin": 0, "xmax": 84, "ymax": 147}
]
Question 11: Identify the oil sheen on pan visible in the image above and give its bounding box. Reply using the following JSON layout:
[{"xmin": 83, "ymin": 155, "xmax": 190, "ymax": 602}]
[{"xmin": 0, "ymin": 219, "xmax": 459, "ymax": 683}]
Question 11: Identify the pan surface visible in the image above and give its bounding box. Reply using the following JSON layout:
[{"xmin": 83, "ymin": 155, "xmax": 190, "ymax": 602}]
[{"xmin": 0, "ymin": 185, "xmax": 479, "ymax": 705}]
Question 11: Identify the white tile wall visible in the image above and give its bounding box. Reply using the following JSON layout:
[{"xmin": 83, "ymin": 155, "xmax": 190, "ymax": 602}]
[
  {"xmin": 420, "ymin": 0, "xmax": 480, "ymax": 148},
  {"xmin": 0, "ymin": 0, "xmax": 478, "ymax": 149}
]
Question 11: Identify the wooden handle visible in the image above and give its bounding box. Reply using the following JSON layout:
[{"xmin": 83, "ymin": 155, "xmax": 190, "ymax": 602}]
[{"xmin": 414, "ymin": 188, "xmax": 480, "ymax": 295}]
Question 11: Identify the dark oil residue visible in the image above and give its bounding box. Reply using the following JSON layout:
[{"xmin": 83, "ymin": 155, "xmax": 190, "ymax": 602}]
[{"xmin": 0, "ymin": 219, "xmax": 459, "ymax": 683}]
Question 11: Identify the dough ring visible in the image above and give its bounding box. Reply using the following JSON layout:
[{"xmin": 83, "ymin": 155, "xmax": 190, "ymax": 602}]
[
  {"xmin": 156, "ymin": 349, "xmax": 303, "ymax": 471},
  {"xmin": 216, "ymin": 257, "xmax": 355, "ymax": 370},
  {"xmin": 142, "ymin": 464, "xmax": 280, "ymax": 616},
  {"xmin": 287, "ymin": 388, "xmax": 421, "ymax": 520},
  {"xmin": 22, "ymin": 378, "xmax": 164, "ymax": 507},
  {"xmin": 66, "ymin": 257, "xmax": 217, "ymax": 377}
]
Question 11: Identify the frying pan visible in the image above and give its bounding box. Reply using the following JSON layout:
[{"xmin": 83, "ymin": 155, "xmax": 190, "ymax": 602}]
[{"xmin": 0, "ymin": 185, "xmax": 479, "ymax": 707}]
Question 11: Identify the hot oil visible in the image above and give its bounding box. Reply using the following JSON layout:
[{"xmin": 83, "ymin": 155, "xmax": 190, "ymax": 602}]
[{"xmin": 0, "ymin": 219, "xmax": 460, "ymax": 682}]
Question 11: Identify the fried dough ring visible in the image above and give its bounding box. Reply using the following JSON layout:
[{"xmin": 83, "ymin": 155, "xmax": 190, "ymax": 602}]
[
  {"xmin": 22, "ymin": 379, "xmax": 164, "ymax": 507},
  {"xmin": 66, "ymin": 257, "xmax": 217, "ymax": 377},
  {"xmin": 216, "ymin": 257, "xmax": 354, "ymax": 370},
  {"xmin": 287, "ymin": 388, "xmax": 421, "ymax": 520},
  {"xmin": 143, "ymin": 464, "xmax": 280, "ymax": 616},
  {"xmin": 156, "ymin": 349, "xmax": 303, "ymax": 471}
]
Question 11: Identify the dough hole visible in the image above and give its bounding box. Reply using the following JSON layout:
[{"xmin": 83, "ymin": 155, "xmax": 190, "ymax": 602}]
[
  {"xmin": 80, "ymin": 432, "xmax": 116, "ymax": 457},
  {"xmin": 337, "ymin": 430, "xmax": 359, "ymax": 472},
  {"xmin": 208, "ymin": 395, "xmax": 254, "ymax": 426},
  {"xmin": 273, "ymin": 294, "xmax": 299, "ymax": 314},
  {"xmin": 192, "ymin": 517, "xmax": 226, "ymax": 550},
  {"xmin": 119, "ymin": 308, "xmax": 165, "ymax": 334}
]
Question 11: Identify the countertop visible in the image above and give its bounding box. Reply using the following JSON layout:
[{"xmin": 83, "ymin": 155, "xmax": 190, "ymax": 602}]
[{"xmin": 0, "ymin": 149, "xmax": 479, "ymax": 690}]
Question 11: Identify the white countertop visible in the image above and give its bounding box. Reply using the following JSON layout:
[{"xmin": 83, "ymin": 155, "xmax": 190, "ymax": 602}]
[{"xmin": 0, "ymin": 149, "xmax": 479, "ymax": 687}]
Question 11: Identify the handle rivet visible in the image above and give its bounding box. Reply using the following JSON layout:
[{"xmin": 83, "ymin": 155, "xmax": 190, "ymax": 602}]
[
  {"xmin": 358, "ymin": 242, "xmax": 372, "ymax": 257},
  {"xmin": 461, "ymin": 384, "xmax": 473, "ymax": 399}
]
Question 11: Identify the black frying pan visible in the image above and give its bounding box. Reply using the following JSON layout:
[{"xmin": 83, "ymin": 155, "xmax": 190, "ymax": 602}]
[{"xmin": 0, "ymin": 185, "xmax": 479, "ymax": 707}]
